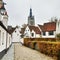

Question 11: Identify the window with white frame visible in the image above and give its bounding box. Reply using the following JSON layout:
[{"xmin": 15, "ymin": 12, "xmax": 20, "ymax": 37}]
[
  {"xmin": 43, "ymin": 32, "xmax": 46, "ymax": 36},
  {"xmin": 48, "ymin": 31, "xmax": 54, "ymax": 35},
  {"xmin": 31, "ymin": 33, "xmax": 34, "ymax": 37},
  {"xmin": 2, "ymin": 32, "xmax": 4, "ymax": 45}
]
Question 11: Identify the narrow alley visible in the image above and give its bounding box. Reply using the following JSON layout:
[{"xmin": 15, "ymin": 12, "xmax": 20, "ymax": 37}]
[{"xmin": 1, "ymin": 43, "xmax": 54, "ymax": 60}]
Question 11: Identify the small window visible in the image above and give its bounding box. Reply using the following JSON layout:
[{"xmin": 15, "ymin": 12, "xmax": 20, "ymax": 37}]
[
  {"xmin": 31, "ymin": 33, "xmax": 34, "ymax": 37},
  {"xmin": 48, "ymin": 31, "xmax": 54, "ymax": 35},
  {"xmin": 43, "ymin": 32, "xmax": 46, "ymax": 36},
  {"xmin": 15, "ymin": 31, "xmax": 16, "ymax": 32}
]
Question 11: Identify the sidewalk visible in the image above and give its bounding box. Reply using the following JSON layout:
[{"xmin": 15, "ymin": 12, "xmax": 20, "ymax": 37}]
[{"xmin": 1, "ymin": 44, "xmax": 14, "ymax": 60}]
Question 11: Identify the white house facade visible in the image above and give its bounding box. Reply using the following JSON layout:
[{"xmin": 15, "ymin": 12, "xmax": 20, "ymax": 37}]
[
  {"xmin": 12, "ymin": 26, "xmax": 21, "ymax": 42},
  {"xmin": 24, "ymin": 26, "xmax": 31, "ymax": 38},
  {"xmin": 41, "ymin": 31, "xmax": 56, "ymax": 38},
  {"xmin": 0, "ymin": 25, "xmax": 6, "ymax": 52},
  {"xmin": 24, "ymin": 25, "xmax": 41, "ymax": 38},
  {"xmin": 56, "ymin": 20, "xmax": 60, "ymax": 34},
  {"xmin": 38, "ymin": 19, "xmax": 60, "ymax": 38},
  {"xmin": 0, "ymin": 21, "xmax": 12, "ymax": 59},
  {"xmin": 0, "ymin": 0, "xmax": 12, "ymax": 59}
]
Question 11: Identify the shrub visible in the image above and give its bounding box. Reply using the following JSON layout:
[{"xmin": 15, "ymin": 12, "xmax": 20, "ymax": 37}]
[{"xmin": 57, "ymin": 34, "xmax": 60, "ymax": 38}]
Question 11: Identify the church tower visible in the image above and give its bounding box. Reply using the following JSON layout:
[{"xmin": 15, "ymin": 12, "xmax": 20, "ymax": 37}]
[
  {"xmin": 0, "ymin": 0, "xmax": 8, "ymax": 28},
  {"xmin": 28, "ymin": 8, "xmax": 35, "ymax": 26}
]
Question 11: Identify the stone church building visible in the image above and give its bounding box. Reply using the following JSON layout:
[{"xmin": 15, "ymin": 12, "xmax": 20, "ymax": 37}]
[{"xmin": 28, "ymin": 8, "xmax": 35, "ymax": 26}]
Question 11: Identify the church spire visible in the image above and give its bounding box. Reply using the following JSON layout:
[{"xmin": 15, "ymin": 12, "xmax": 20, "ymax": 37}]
[
  {"xmin": 30, "ymin": 8, "xmax": 32, "ymax": 17},
  {"xmin": 28, "ymin": 8, "xmax": 35, "ymax": 26}
]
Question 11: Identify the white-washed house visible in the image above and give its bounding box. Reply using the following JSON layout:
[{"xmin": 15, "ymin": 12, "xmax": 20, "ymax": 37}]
[
  {"xmin": 24, "ymin": 26, "xmax": 31, "ymax": 38},
  {"xmin": 0, "ymin": 21, "xmax": 12, "ymax": 59},
  {"xmin": 38, "ymin": 19, "xmax": 60, "ymax": 38},
  {"xmin": 24, "ymin": 25, "xmax": 41, "ymax": 38},
  {"xmin": 0, "ymin": 22, "xmax": 7, "ymax": 53},
  {"xmin": 12, "ymin": 26, "xmax": 21, "ymax": 42},
  {"xmin": 0, "ymin": 0, "xmax": 12, "ymax": 59}
]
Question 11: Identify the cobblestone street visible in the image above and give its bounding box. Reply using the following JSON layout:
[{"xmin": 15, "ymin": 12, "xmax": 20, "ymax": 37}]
[{"xmin": 1, "ymin": 43, "xmax": 54, "ymax": 60}]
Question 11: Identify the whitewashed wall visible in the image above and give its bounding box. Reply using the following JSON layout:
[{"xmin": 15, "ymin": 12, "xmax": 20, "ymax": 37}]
[
  {"xmin": 24, "ymin": 26, "xmax": 31, "ymax": 38},
  {"xmin": 36, "ymin": 34, "xmax": 41, "ymax": 38},
  {"xmin": 42, "ymin": 31, "xmax": 56, "ymax": 38},
  {"xmin": 6, "ymin": 33, "xmax": 12, "ymax": 48},
  {"xmin": 12, "ymin": 28, "xmax": 20, "ymax": 42},
  {"xmin": 1, "ymin": 15, "xmax": 8, "ymax": 28},
  {"xmin": 0, "ymin": 26, "xmax": 6, "ymax": 52},
  {"xmin": 24, "ymin": 26, "xmax": 41, "ymax": 38},
  {"xmin": 56, "ymin": 20, "xmax": 60, "ymax": 34}
]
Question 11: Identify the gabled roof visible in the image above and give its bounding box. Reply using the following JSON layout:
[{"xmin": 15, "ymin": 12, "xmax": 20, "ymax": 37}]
[
  {"xmin": 20, "ymin": 24, "xmax": 27, "ymax": 34},
  {"xmin": 8, "ymin": 26, "xmax": 16, "ymax": 34},
  {"xmin": 20, "ymin": 28, "xmax": 25, "ymax": 34},
  {"xmin": 38, "ymin": 25, "xmax": 44, "ymax": 31},
  {"xmin": 28, "ymin": 26, "xmax": 41, "ymax": 34},
  {"xmin": 20, "ymin": 25, "xmax": 41, "ymax": 34},
  {"xmin": 38, "ymin": 22, "xmax": 56, "ymax": 32},
  {"xmin": 0, "ymin": 21, "xmax": 11, "ymax": 34}
]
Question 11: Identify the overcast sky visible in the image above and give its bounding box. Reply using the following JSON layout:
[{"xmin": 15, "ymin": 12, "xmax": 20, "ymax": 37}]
[{"xmin": 3, "ymin": 0, "xmax": 60, "ymax": 26}]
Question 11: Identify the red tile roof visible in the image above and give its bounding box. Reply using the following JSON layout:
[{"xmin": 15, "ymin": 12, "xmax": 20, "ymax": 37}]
[
  {"xmin": 20, "ymin": 25, "xmax": 41, "ymax": 34},
  {"xmin": 38, "ymin": 25, "xmax": 44, "ymax": 31},
  {"xmin": 28, "ymin": 26, "xmax": 41, "ymax": 34},
  {"xmin": 38, "ymin": 22, "xmax": 56, "ymax": 32}
]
